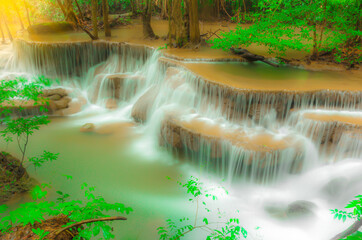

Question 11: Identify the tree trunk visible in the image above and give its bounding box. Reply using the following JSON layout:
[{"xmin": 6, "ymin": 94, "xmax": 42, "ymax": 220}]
[
  {"xmin": 0, "ymin": 20, "xmax": 5, "ymax": 43},
  {"xmin": 160, "ymin": 0, "xmax": 168, "ymax": 19},
  {"xmin": 169, "ymin": 0, "xmax": 187, "ymax": 47},
  {"xmin": 168, "ymin": 0, "xmax": 173, "ymax": 45},
  {"xmin": 91, "ymin": 0, "xmax": 99, "ymax": 39},
  {"xmin": 130, "ymin": 0, "xmax": 137, "ymax": 16},
  {"xmin": 56, "ymin": 0, "xmax": 68, "ymax": 18},
  {"xmin": 56, "ymin": 0, "xmax": 97, "ymax": 40},
  {"xmin": 188, "ymin": 0, "xmax": 200, "ymax": 44},
  {"xmin": 317, "ymin": 0, "xmax": 328, "ymax": 54},
  {"xmin": 102, "ymin": 0, "xmax": 111, "ymax": 37},
  {"xmin": 74, "ymin": 0, "xmax": 85, "ymax": 22},
  {"xmin": 0, "ymin": 13, "xmax": 13, "ymax": 42},
  {"xmin": 12, "ymin": 2, "xmax": 25, "ymax": 30},
  {"xmin": 142, "ymin": 0, "xmax": 156, "ymax": 38},
  {"xmin": 311, "ymin": 26, "xmax": 318, "ymax": 59},
  {"xmin": 23, "ymin": 0, "xmax": 31, "ymax": 26}
]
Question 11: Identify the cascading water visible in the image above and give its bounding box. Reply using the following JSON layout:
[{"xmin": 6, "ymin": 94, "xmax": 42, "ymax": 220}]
[{"xmin": 1, "ymin": 39, "xmax": 362, "ymax": 240}]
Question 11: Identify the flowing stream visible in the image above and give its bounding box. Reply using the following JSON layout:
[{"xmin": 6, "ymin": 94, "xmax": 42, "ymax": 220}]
[{"xmin": 0, "ymin": 40, "xmax": 361, "ymax": 240}]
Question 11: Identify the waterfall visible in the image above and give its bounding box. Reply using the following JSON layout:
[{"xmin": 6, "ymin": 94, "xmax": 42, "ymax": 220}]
[{"xmin": 1, "ymin": 40, "xmax": 361, "ymax": 183}]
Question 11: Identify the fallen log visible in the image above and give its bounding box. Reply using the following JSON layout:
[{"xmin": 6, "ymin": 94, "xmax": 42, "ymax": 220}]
[{"xmin": 230, "ymin": 47, "xmax": 279, "ymax": 67}]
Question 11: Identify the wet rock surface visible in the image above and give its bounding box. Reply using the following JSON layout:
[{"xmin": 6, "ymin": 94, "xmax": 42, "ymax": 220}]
[
  {"xmin": 91, "ymin": 73, "xmax": 145, "ymax": 104},
  {"xmin": 131, "ymin": 86, "xmax": 159, "ymax": 123},
  {"xmin": 159, "ymin": 113, "xmax": 305, "ymax": 179},
  {"xmin": 0, "ymin": 152, "xmax": 33, "ymax": 203},
  {"xmin": 0, "ymin": 87, "xmax": 73, "ymax": 117}
]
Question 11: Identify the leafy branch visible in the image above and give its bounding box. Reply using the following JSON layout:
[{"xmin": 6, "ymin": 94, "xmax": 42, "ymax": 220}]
[
  {"xmin": 158, "ymin": 176, "xmax": 247, "ymax": 240},
  {"xmin": 0, "ymin": 181, "xmax": 133, "ymax": 239},
  {"xmin": 331, "ymin": 195, "xmax": 362, "ymax": 240}
]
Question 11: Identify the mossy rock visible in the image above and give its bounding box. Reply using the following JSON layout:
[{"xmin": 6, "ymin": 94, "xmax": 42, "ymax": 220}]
[
  {"xmin": 0, "ymin": 152, "xmax": 34, "ymax": 203},
  {"xmin": 27, "ymin": 22, "xmax": 75, "ymax": 35},
  {"xmin": 1, "ymin": 214, "xmax": 78, "ymax": 240}
]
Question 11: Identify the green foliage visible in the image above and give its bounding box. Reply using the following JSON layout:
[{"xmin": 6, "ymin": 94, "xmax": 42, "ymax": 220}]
[
  {"xmin": 157, "ymin": 176, "xmax": 247, "ymax": 240},
  {"xmin": 28, "ymin": 0, "xmax": 132, "ymax": 22},
  {"xmin": 35, "ymin": 75, "xmax": 59, "ymax": 87},
  {"xmin": 32, "ymin": 228, "xmax": 50, "ymax": 240},
  {"xmin": 331, "ymin": 195, "xmax": 362, "ymax": 240},
  {"xmin": 29, "ymin": 151, "xmax": 59, "ymax": 170},
  {"xmin": 0, "ymin": 77, "xmax": 53, "ymax": 164},
  {"xmin": 211, "ymin": 0, "xmax": 361, "ymax": 63},
  {"xmin": 343, "ymin": 231, "xmax": 362, "ymax": 240},
  {"xmin": 0, "ymin": 182, "xmax": 133, "ymax": 239},
  {"xmin": 331, "ymin": 195, "xmax": 362, "ymax": 222}
]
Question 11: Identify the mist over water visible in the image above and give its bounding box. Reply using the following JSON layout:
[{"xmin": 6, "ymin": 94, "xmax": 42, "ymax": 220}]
[{"xmin": 0, "ymin": 40, "xmax": 361, "ymax": 239}]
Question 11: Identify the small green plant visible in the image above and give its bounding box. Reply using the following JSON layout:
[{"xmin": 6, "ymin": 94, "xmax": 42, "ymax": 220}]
[
  {"xmin": 32, "ymin": 228, "xmax": 50, "ymax": 240},
  {"xmin": 2, "ymin": 116, "xmax": 51, "ymax": 163},
  {"xmin": 0, "ymin": 77, "xmax": 56, "ymax": 169},
  {"xmin": 29, "ymin": 151, "xmax": 59, "ymax": 171},
  {"xmin": 0, "ymin": 180, "xmax": 133, "ymax": 239},
  {"xmin": 158, "ymin": 43, "xmax": 169, "ymax": 50},
  {"xmin": 157, "ymin": 176, "xmax": 247, "ymax": 240}
]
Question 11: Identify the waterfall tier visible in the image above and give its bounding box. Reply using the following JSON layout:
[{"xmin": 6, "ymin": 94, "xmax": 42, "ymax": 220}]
[{"xmin": 2, "ymin": 39, "xmax": 361, "ymax": 182}]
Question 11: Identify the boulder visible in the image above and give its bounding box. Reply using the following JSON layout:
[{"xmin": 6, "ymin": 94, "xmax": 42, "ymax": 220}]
[
  {"xmin": 131, "ymin": 86, "xmax": 159, "ymax": 123},
  {"xmin": 42, "ymin": 88, "xmax": 70, "ymax": 97},
  {"xmin": 52, "ymin": 97, "xmax": 72, "ymax": 110},
  {"xmin": 48, "ymin": 94, "xmax": 62, "ymax": 101}
]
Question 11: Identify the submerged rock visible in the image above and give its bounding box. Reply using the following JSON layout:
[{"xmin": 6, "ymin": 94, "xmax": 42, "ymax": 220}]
[
  {"xmin": 321, "ymin": 177, "xmax": 349, "ymax": 199},
  {"xmin": 286, "ymin": 200, "xmax": 316, "ymax": 218},
  {"xmin": 79, "ymin": 122, "xmax": 134, "ymax": 135},
  {"xmin": 265, "ymin": 200, "xmax": 316, "ymax": 220},
  {"xmin": 80, "ymin": 123, "xmax": 96, "ymax": 133}
]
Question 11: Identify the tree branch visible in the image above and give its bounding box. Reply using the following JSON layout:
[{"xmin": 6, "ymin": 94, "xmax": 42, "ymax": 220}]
[
  {"xmin": 330, "ymin": 219, "xmax": 362, "ymax": 240},
  {"xmin": 54, "ymin": 216, "xmax": 127, "ymax": 237}
]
